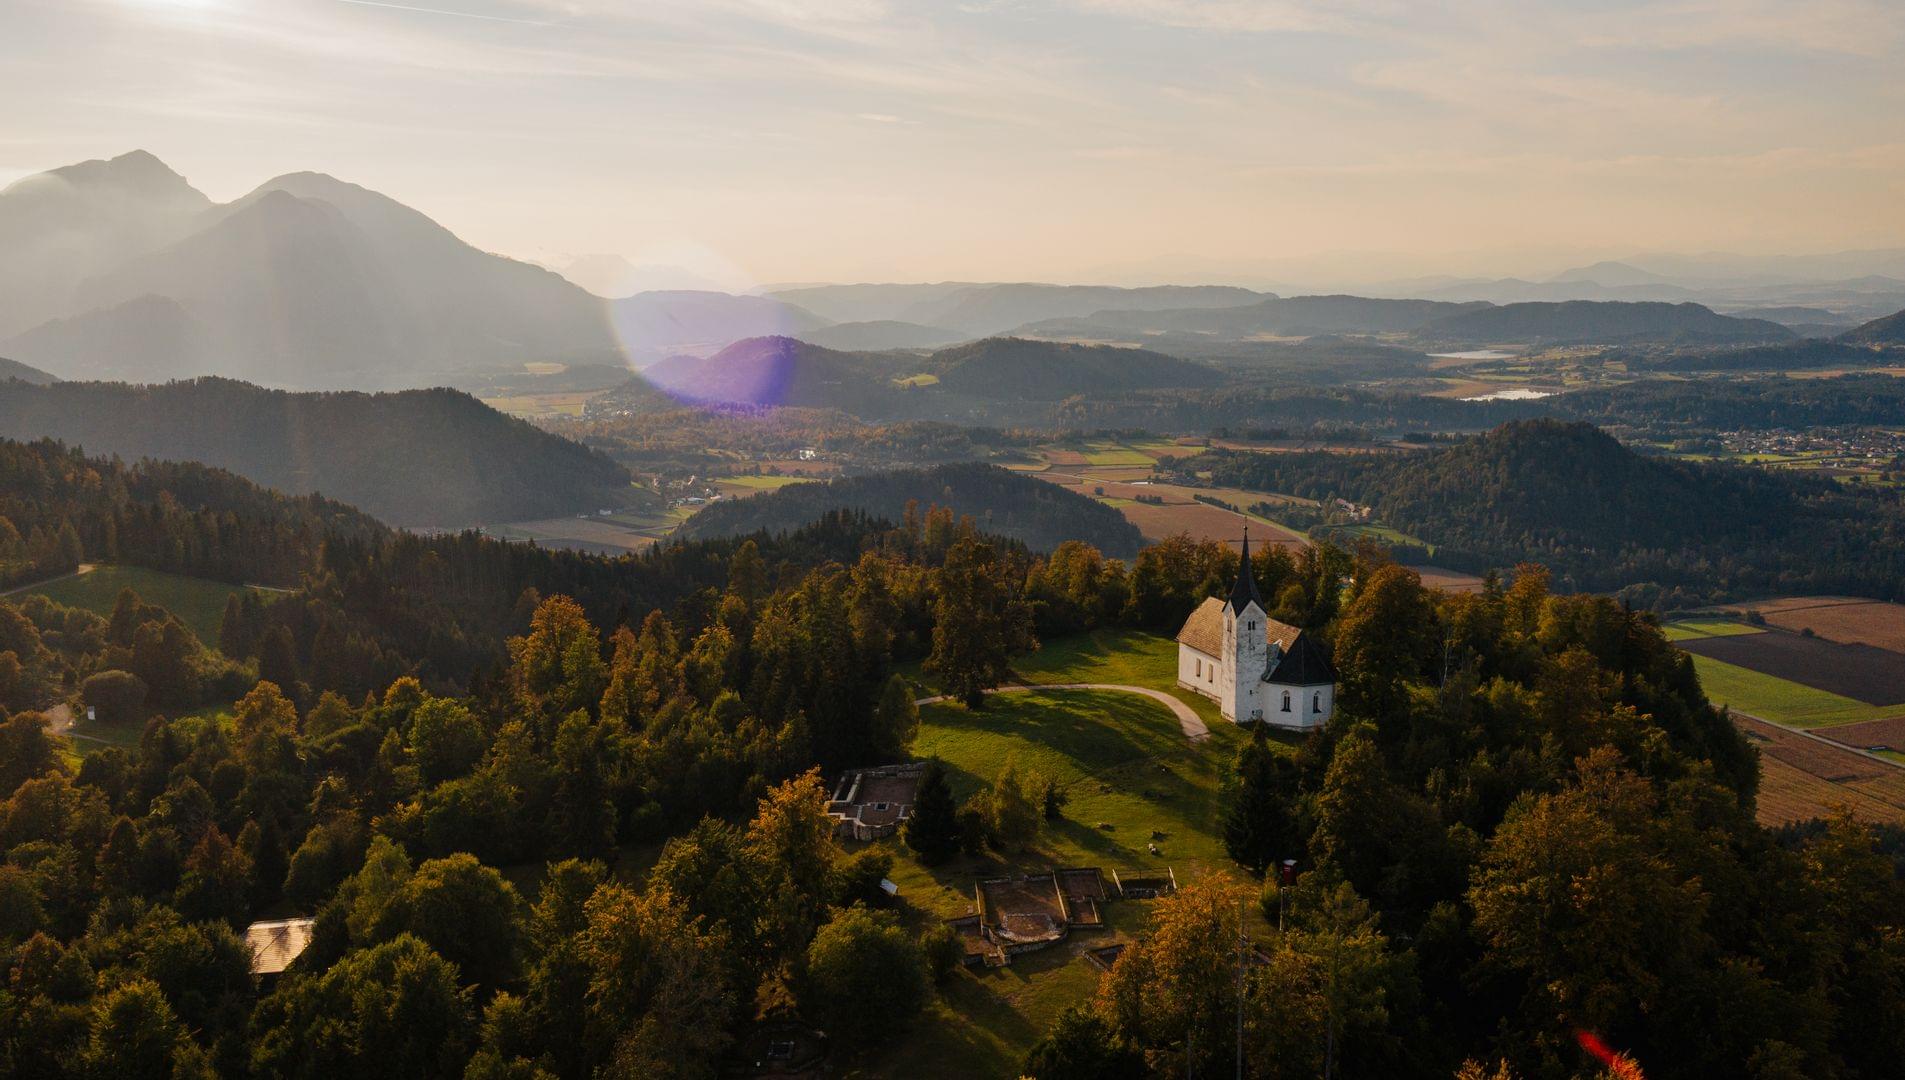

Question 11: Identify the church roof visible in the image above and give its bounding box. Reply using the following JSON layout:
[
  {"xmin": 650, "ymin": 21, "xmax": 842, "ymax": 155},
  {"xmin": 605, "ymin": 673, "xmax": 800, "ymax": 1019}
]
[
  {"xmin": 1227, "ymin": 528, "xmax": 1262, "ymax": 612},
  {"xmin": 1175, "ymin": 597, "xmax": 1225, "ymax": 656},
  {"xmin": 1175, "ymin": 597, "xmax": 1335, "ymax": 684},
  {"xmin": 1263, "ymin": 631, "xmax": 1336, "ymax": 685}
]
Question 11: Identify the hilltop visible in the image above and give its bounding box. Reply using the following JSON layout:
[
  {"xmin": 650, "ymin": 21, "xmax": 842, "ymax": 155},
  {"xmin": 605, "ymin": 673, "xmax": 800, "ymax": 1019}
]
[
  {"xmin": 1839, "ymin": 306, "xmax": 1905, "ymax": 345},
  {"xmin": 673, "ymin": 462, "xmax": 1145, "ymax": 556},
  {"xmin": 0, "ymin": 377, "xmax": 633, "ymax": 526}
]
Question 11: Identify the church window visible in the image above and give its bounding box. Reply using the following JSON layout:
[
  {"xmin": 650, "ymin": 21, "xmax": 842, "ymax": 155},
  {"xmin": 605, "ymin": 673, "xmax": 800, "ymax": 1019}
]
[
  {"xmin": 1194, "ymin": 658, "xmax": 1201, "ymax": 677},
  {"xmin": 1280, "ymin": 691, "xmax": 1291, "ymax": 712},
  {"xmin": 1313, "ymin": 692, "xmax": 1322, "ymax": 713}
]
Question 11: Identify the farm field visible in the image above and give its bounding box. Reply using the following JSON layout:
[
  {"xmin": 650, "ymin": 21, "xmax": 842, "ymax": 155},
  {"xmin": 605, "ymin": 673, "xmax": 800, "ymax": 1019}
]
[
  {"xmin": 1686, "ymin": 653, "xmax": 1901, "ymax": 729},
  {"xmin": 1743, "ymin": 597, "xmax": 1905, "ymax": 654},
  {"xmin": 1678, "ymin": 630, "xmax": 1905, "ymax": 712},
  {"xmin": 1030, "ymin": 470, "xmax": 1307, "ymax": 550},
  {"xmin": 1734, "ymin": 714, "xmax": 1905, "ymax": 827},
  {"xmin": 477, "ymin": 389, "xmax": 605, "ymax": 419},
  {"xmin": 873, "ymin": 630, "xmax": 1263, "ymax": 1078},
  {"xmin": 1818, "ymin": 716, "xmax": 1905, "ymax": 753},
  {"xmin": 483, "ymin": 514, "xmax": 670, "ymax": 556},
  {"xmin": 1408, "ymin": 565, "xmax": 1486, "ymax": 594},
  {"xmin": 22, "ymin": 564, "xmax": 269, "ymax": 648},
  {"xmin": 712, "ymin": 474, "xmax": 814, "ymax": 498},
  {"xmin": 1660, "ymin": 617, "xmax": 1764, "ymax": 642}
]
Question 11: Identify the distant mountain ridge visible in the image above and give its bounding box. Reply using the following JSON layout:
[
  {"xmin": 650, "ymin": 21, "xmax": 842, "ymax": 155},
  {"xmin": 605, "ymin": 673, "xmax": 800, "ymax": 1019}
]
[
  {"xmin": 1021, "ymin": 294, "xmax": 1485, "ymax": 339},
  {"xmin": 0, "ymin": 152, "xmax": 622, "ymax": 388},
  {"xmin": 767, "ymin": 282, "xmax": 1266, "ymax": 335},
  {"xmin": 635, "ymin": 334, "xmax": 1225, "ymax": 417},
  {"xmin": 1418, "ymin": 301, "xmax": 1793, "ymax": 345},
  {"xmin": 0, "ymin": 377, "xmax": 633, "ymax": 526}
]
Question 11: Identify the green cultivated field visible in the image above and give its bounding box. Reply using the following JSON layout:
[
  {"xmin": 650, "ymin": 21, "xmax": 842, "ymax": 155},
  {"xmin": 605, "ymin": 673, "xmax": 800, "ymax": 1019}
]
[
  {"xmin": 1686, "ymin": 653, "xmax": 1899, "ymax": 728},
  {"xmin": 1661, "ymin": 617, "xmax": 1765, "ymax": 642},
  {"xmin": 871, "ymin": 630, "xmax": 1268, "ymax": 1078},
  {"xmin": 24, "ymin": 565, "xmax": 265, "ymax": 648},
  {"xmin": 715, "ymin": 474, "xmax": 813, "ymax": 490},
  {"xmin": 1081, "ymin": 442, "xmax": 1156, "ymax": 466}
]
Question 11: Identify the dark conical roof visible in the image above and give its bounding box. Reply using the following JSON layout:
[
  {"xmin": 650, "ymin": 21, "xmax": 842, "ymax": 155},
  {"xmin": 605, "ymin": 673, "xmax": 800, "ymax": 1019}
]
[
  {"xmin": 1227, "ymin": 526, "xmax": 1261, "ymax": 612},
  {"xmin": 1262, "ymin": 632, "xmax": 1336, "ymax": 685}
]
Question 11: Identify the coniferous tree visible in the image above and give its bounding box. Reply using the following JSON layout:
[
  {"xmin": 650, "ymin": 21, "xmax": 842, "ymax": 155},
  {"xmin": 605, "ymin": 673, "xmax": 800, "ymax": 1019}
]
[
  {"xmin": 902, "ymin": 760, "xmax": 960, "ymax": 865},
  {"xmin": 1223, "ymin": 722, "xmax": 1300, "ymax": 877}
]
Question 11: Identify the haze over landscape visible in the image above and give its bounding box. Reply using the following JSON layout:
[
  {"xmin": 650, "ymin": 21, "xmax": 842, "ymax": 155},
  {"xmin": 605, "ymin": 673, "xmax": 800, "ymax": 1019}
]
[{"xmin": 5, "ymin": 4, "xmax": 1905, "ymax": 1080}]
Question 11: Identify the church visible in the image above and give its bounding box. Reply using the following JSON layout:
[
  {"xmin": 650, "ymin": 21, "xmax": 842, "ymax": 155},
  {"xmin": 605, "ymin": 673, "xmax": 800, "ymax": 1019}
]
[{"xmin": 1174, "ymin": 529, "xmax": 1336, "ymax": 729}]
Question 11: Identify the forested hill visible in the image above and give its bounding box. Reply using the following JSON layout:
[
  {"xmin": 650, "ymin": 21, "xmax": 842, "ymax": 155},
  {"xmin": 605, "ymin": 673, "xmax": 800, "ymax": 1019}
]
[
  {"xmin": 0, "ymin": 356, "xmax": 58, "ymax": 384},
  {"xmin": 1418, "ymin": 300, "xmax": 1794, "ymax": 345},
  {"xmin": 1197, "ymin": 419, "xmax": 1905, "ymax": 603},
  {"xmin": 0, "ymin": 377, "xmax": 632, "ymax": 527},
  {"xmin": 673, "ymin": 462, "xmax": 1145, "ymax": 556},
  {"xmin": 1840, "ymin": 306, "xmax": 1905, "ymax": 344}
]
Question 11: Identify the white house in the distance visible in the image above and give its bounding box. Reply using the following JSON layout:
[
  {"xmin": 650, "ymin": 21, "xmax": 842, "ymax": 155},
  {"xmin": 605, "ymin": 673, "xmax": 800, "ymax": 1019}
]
[{"xmin": 1175, "ymin": 529, "xmax": 1336, "ymax": 729}]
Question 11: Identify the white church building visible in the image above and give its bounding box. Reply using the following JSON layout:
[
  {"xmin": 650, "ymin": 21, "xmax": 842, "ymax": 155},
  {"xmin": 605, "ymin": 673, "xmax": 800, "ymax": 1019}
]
[{"xmin": 1175, "ymin": 529, "xmax": 1336, "ymax": 729}]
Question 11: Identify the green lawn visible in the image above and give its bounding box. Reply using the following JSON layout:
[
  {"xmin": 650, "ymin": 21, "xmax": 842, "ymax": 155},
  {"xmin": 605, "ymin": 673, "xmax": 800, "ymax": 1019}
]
[
  {"xmin": 1661, "ymin": 618, "xmax": 1764, "ymax": 642},
  {"xmin": 23, "ymin": 565, "xmax": 267, "ymax": 648},
  {"xmin": 1686, "ymin": 653, "xmax": 1903, "ymax": 728},
  {"xmin": 893, "ymin": 373, "xmax": 941, "ymax": 387},
  {"xmin": 871, "ymin": 630, "xmax": 1271, "ymax": 1078}
]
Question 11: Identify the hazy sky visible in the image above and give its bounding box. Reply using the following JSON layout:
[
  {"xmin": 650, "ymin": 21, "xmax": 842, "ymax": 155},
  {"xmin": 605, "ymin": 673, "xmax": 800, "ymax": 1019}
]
[{"xmin": 5, "ymin": 0, "xmax": 1903, "ymax": 288}]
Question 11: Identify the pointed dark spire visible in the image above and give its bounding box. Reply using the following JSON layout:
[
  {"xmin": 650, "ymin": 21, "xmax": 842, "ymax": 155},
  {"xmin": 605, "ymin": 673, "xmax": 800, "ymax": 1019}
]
[{"xmin": 1227, "ymin": 524, "xmax": 1261, "ymax": 612}]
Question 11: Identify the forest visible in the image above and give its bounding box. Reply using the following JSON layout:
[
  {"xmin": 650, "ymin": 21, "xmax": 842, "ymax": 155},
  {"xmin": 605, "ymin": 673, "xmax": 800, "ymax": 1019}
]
[
  {"xmin": 1185, "ymin": 419, "xmax": 1905, "ymax": 606},
  {"xmin": 0, "ymin": 426, "xmax": 1900, "ymax": 1079}
]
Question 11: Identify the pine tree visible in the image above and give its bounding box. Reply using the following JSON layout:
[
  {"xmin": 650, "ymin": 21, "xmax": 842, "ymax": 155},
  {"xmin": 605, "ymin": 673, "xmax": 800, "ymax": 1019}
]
[
  {"xmin": 258, "ymin": 625, "xmax": 301, "ymax": 699},
  {"xmin": 217, "ymin": 594, "xmax": 249, "ymax": 659},
  {"xmin": 903, "ymin": 760, "xmax": 960, "ymax": 864},
  {"xmin": 870, "ymin": 674, "xmax": 919, "ymax": 762},
  {"xmin": 1223, "ymin": 722, "xmax": 1299, "ymax": 876}
]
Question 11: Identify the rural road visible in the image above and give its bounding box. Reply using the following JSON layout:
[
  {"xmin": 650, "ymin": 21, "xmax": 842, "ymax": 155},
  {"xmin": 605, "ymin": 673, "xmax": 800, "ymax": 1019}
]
[
  {"xmin": 915, "ymin": 682, "xmax": 1210, "ymax": 741},
  {"xmin": 1732, "ymin": 708, "xmax": 1905, "ymax": 771}
]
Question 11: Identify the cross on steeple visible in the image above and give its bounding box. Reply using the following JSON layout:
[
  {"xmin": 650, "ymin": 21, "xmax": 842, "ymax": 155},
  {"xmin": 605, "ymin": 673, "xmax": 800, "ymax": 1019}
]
[{"xmin": 1227, "ymin": 524, "xmax": 1261, "ymax": 612}]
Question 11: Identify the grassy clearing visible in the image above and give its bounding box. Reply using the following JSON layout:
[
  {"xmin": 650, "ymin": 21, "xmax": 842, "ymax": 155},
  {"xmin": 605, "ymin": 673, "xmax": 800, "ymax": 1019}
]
[
  {"xmin": 893, "ymin": 688, "xmax": 1237, "ymax": 918},
  {"xmin": 1662, "ymin": 618, "xmax": 1764, "ymax": 642},
  {"xmin": 1688, "ymin": 653, "xmax": 1901, "ymax": 728},
  {"xmin": 893, "ymin": 373, "xmax": 941, "ymax": 387},
  {"xmin": 24, "ymin": 565, "xmax": 266, "ymax": 648},
  {"xmin": 872, "ymin": 630, "xmax": 1269, "ymax": 1078}
]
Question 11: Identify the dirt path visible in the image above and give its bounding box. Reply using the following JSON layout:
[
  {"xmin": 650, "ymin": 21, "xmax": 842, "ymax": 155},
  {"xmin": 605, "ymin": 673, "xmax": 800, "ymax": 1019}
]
[
  {"xmin": 0, "ymin": 562, "xmax": 96, "ymax": 598},
  {"xmin": 915, "ymin": 682, "xmax": 1211, "ymax": 741}
]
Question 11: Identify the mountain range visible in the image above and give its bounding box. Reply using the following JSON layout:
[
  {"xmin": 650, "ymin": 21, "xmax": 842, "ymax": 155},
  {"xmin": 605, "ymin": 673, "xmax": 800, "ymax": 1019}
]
[
  {"xmin": 1, "ymin": 151, "xmax": 1895, "ymax": 393},
  {"xmin": 635, "ymin": 335, "xmax": 1223, "ymax": 419}
]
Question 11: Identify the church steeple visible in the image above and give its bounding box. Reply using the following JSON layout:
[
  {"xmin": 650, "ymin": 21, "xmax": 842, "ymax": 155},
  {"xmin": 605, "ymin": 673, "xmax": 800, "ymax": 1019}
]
[{"xmin": 1227, "ymin": 525, "xmax": 1261, "ymax": 612}]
